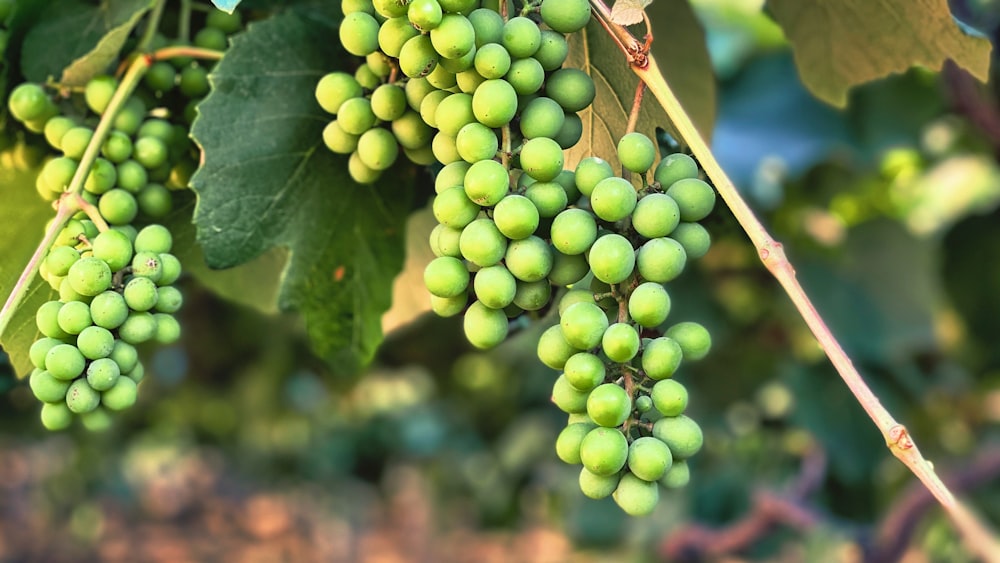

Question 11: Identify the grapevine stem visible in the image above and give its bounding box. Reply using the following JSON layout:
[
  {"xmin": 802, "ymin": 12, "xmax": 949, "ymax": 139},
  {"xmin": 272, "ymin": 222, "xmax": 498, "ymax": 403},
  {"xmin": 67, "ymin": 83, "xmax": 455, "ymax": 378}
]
[
  {"xmin": 616, "ymin": 30, "xmax": 1000, "ymax": 562},
  {"xmin": 152, "ymin": 46, "xmax": 224, "ymax": 62},
  {"xmin": 625, "ymin": 81, "xmax": 646, "ymax": 134},
  {"xmin": 179, "ymin": 0, "xmax": 192, "ymax": 43},
  {"xmin": 72, "ymin": 193, "xmax": 110, "ymax": 233},
  {"xmin": 136, "ymin": 0, "xmax": 167, "ymax": 53}
]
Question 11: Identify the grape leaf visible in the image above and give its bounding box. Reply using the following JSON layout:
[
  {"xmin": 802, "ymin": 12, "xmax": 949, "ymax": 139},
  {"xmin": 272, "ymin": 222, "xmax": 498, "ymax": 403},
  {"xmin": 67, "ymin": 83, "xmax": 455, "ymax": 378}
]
[
  {"xmin": 190, "ymin": 8, "xmax": 417, "ymax": 374},
  {"xmin": 610, "ymin": 0, "xmax": 653, "ymax": 26},
  {"xmin": 766, "ymin": 0, "xmax": 992, "ymax": 107},
  {"xmin": 21, "ymin": 0, "xmax": 155, "ymax": 85},
  {"xmin": 565, "ymin": 0, "xmax": 715, "ymax": 170},
  {"xmin": 0, "ymin": 153, "xmax": 57, "ymax": 378}
]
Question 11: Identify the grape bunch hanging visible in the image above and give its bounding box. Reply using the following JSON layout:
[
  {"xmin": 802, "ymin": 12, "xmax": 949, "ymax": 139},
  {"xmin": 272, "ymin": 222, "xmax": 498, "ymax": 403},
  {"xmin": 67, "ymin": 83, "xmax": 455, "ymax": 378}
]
[
  {"xmin": 6, "ymin": 7, "xmax": 244, "ymax": 430},
  {"xmin": 322, "ymin": 0, "xmax": 718, "ymax": 515}
]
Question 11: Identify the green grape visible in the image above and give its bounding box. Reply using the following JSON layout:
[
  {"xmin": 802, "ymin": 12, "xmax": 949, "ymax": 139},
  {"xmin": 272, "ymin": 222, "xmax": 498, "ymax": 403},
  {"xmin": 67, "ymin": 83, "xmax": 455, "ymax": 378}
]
[
  {"xmin": 545, "ymin": 68, "xmax": 595, "ymax": 112},
  {"xmin": 641, "ymin": 337, "xmax": 682, "ymax": 380},
  {"xmin": 58, "ymin": 278, "xmax": 87, "ymax": 303},
  {"xmin": 158, "ymin": 253, "xmax": 182, "ymax": 285},
  {"xmin": 635, "ymin": 395, "xmax": 653, "ymax": 413},
  {"xmin": 588, "ymin": 234, "xmax": 636, "ymax": 285},
  {"xmin": 434, "ymin": 93, "xmax": 475, "ymax": 137},
  {"xmin": 550, "ymin": 208, "xmax": 597, "ymax": 255},
  {"xmin": 617, "ymin": 132, "xmax": 656, "ymax": 173},
  {"xmin": 337, "ymin": 97, "xmax": 377, "ymax": 135},
  {"xmin": 137, "ymin": 183, "xmax": 173, "ymax": 218},
  {"xmin": 502, "ymin": 17, "xmax": 541, "ymax": 58},
  {"xmin": 46, "ymin": 246, "xmax": 80, "ymax": 276},
  {"xmin": 79, "ymin": 408, "xmax": 112, "ymax": 432},
  {"xmin": 370, "ymin": 50, "xmax": 396, "ymax": 76},
  {"xmin": 463, "ymin": 159, "xmax": 508, "ymax": 206},
  {"xmin": 438, "ymin": 0, "xmax": 476, "ymax": 12},
  {"xmin": 636, "ymin": 237, "xmax": 686, "ymax": 283},
  {"xmin": 357, "ymin": 128, "xmax": 400, "ymax": 171},
  {"xmin": 116, "ymin": 160, "xmax": 148, "ymax": 193},
  {"xmin": 113, "ymin": 97, "xmax": 146, "ymax": 135},
  {"xmin": 144, "ymin": 61, "xmax": 177, "ymax": 92},
  {"xmin": 579, "ymin": 467, "xmax": 619, "ymax": 499},
  {"xmin": 409, "ymin": 0, "xmax": 443, "ymax": 30},
  {"xmin": 591, "ymin": 177, "xmax": 638, "ymax": 222},
  {"xmin": 472, "ymin": 264, "xmax": 516, "ymax": 309},
  {"xmin": 99, "ymin": 189, "xmax": 139, "ymax": 225},
  {"xmin": 654, "ymin": 152, "xmax": 699, "ymax": 187},
  {"xmin": 194, "ymin": 26, "xmax": 228, "ymax": 51},
  {"xmin": 492, "ymin": 195, "xmax": 539, "ymax": 240},
  {"xmin": 43, "ymin": 116, "xmax": 76, "ymax": 150},
  {"xmin": 68, "ymin": 257, "xmax": 112, "ymax": 297},
  {"xmin": 587, "ymin": 383, "xmax": 630, "ymax": 427},
  {"xmin": 579, "ymin": 427, "xmax": 628, "ymax": 476},
  {"xmin": 651, "ymin": 379, "xmax": 688, "ymax": 417},
  {"xmin": 551, "ymin": 373, "xmax": 589, "ymax": 413},
  {"xmin": 430, "ymin": 223, "xmax": 461, "ymax": 257},
  {"xmin": 628, "ymin": 436, "xmax": 673, "ymax": 481},
  {"xmin": 560, "ymin": 301, "xmax": 608, "ymax": 350},
  {"xmin": 548, "ymin": 250, "xmax": 590, "ymax": 285},
  {"xmin": 430, "ymin": 292, "xmax": 468, "ymax": 317},
  {"xmin": 669, "ymin": 222, "xmax": 711, "ymax": 260},
  {"xmin": 505, "ymin": 58, "xmax": 544, "ymax": 95},
  {"xmin": 8, "ymin": 83, "xmax": 52, "ymax": 122},
  {"xmin": 370, "ymin": 84, "xmax": 407, "ymax": 122},
  {"xmin": 512, "ymin": 279, "xmax": 550, "ymax": 310},
  {"xmin": 46, "ymin": 343, "xmax": 86, "ymax": 381},
  {"xmin": 323, "ymin": 120, "xmax": 359, "ymax": 154},
  {"xmin": 518, "ymin": 137, "xmax": 564, "ymax": 182},
  {"xmin": 459, "ymin": 218, "xmax": 508, "ymax": 267},
  {"xmin": 77, "ymin": 326, "xmax": 115, "ymax": 360},
  {"xmin": 564, "ymin": 352, "xmax": 606, "ymax": 391},
  {"xmin": 84, "ymin": 158, "xmax": 118, "ymax": 195},
  {"xmin": 340, "ymin": 11, "xmax": 380, "ymax": 56},
  {"xmin": 471, "ymin": 79, "xmax": 517, "ymax": 128},
  {"xmin": 574, "ymin": 157, "xmax": 614, "ymax": 197},
  {"xmin": 456, "ymin": 122, "xmax": 499, "ymax": 163},
  {"xmin": 57, "ymin": 301, "xmax": 92, "ymax": 335},
  {"xmin": 123, "ymin": 277, "xmax": 159, "ymax": 312},
  {"xmin": 424, "ymin": 256, "xmax": 470, "ymax": 298},
  {"xmin": 665, "ymin": 178, "xmax": 716, "ymax": 222},
  {"xmin": 463, "ymin": 300, "xmax": 508, "ymax": 349},
  {"xmin": 432, "ymin": 132, "xmax": 461, "ymax": 164},
  {"xmin": 473, "ymin": 43, "xmax": 511, "ymax": 79},
  {"xmin": 612, "ymin": 473, "xmax": 659, "ymax": 516},
  {"xmin": 101, "ymin": 131, "xmax": 133, "ymax": 163},
  {"xmin": 538, "ymin": 325, "xmax": 578, "ymax": 369},
  {"xmin": 153, "ymin": 313, "xmax": 181, "ymax": 344},
  {"xmin": 518, "ymin": 97, "xmax": 564, "ymax": 140},
  {"xmin": 555, "ymin": 113, "xmax": 583, "ymax": 150},
  {"xmin": 399, "ymin": 35, "xmax": 439, "ymax": 78},
  {"xmin": 30, "ymin": 369, "xmax": 71, "ymax": 403},
  {"xmin": 556, "ymin": 422, "xmax": 594, "ymax": 464},
  {"xmin": 659, "ymin": 459, "xmax": 690, "ymax": 488},
  {"xmin": 435, "ymin": 161, "xmax": 471, "ymax": 193},
  {"xmin": 430, "ymin": 13, "xmax": 475, "ymax": 58},
  {"xmin": 456, "ymin": 68, "xmax": 487, "ymax": 93},
  {"xmin": 425, "ymin": 63, "xmax": 458, "ymax": 90},
  {"xmin": 138, "ymin": 119, "xmax": 174, "ymax": 144},
  {"xmin": 540, "ymin": 0, "xmax": 591, "ymax": 33},
  {"xmin": 60, "ymin": 127, "xmax": 94, "ymax": 160},
  {"xmin": 374, "ymin": 0, "xmax": 409, "ymax": 18},
  {"xmin": 102, "ymin": 376, "xmax": 137, "ymax": 411},
  {"xmin": 468, "ymin": 8, "xmax": 503, "ymax": 47},
  {"xmin": 418, "ymin": 90, "xmax": 451, "ymax": 128},
  {"xmin": 558, "ymin": 289, "xmax": 596, "ymax": 316},
  {"xmin": 154, "ymin": 286, "xmax": 183, "ymax": 314},
  {"xmin": 652, "ymin": 415, "xmax": 703, "ymax": 459},
  {"xmin": 131, "ymin": 251, "xmax": 163, "ymax": 282},
  {"xmin": 379, "ymin": 16, "xmax": 421, "ymax": 58},
  {"xmin": 124, "ymin": 361, "xmax": 145, "ymax": 383},
  {"xmin": 36, "ymin": 301, "xmax": 68, "ymax": 339},
  {"xmin": 90, "ymin": 291, "xmax": 129, "ymax": 330},
  {"xmin": 632, "ymin": 193, "xmax": 680, "ymax": 239},
  {"xmin": 30, "ymin": 338, "xmax": 62, "ymax": 369},
  {"xmin": 665, "ymin": 321, "xmax": 711, "ymax": 361},
  {"xmin": 628, "ymin": 282, "xmax": 670, "ymax": 328},
  {"xmin": 133, "ymin": 137, "xmax": 169, "ymax": 169},
  {"xmin": 433, "ymin": 186, "xmax": 480, "ymax": 228},
  {"xmin": 534, "ymin": 30, "xmax": 570, "ymax": 71},
  {"xmin": 348, "ymin": 151, "xmax": 382, "ymax": 184},
  {"xmin": 108, "ymin": 340, "xmax": 138, "ymax": 374},
  {"xmin": 353, "ymin": 63, "xmax": 381, "ymax": 90},
  {"xmin": 504, "ymin": 236, "xmax": 553, "ymax": 282},
  {"xmin": 524, "ymin": 182, "xmax": 567, "ymax": 218},
  {"xmin": 602, "ymin": 323, "xmax": 640, "ymax": 363},
  {"xmin": 119, "ymin": 312, "xmax": 157, "ymax": 344},
  {"xmin": 85, "ymin": 357, "xmax": 120, "ymax": 392},
  {"xmin": 40, "ymin": 402, "xmax": 73, "ymax": 431},
  {"xmin": 39, "ymin": 157, "xmax": 77, "ymax": 193}
]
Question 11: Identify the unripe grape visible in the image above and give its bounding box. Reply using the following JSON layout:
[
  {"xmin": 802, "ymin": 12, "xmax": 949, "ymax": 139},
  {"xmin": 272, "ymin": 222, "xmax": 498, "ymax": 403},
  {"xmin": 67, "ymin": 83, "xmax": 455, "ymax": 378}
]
[
  {"xmin": 40, "ymin": 157, "xmax": 77, "ymax": 193},
  {"xmin": 651, "ymin": 379, "xmax": 688, "ymax": 417},
  {"xmin": 379, "ymin": 16, "xmax": 421, "ymax": 57},
  {"xmin": 463, "ymin": 159, "xmax": 508, "ymax": 206},
  {"xmin": 424, "ymin": 256, "xmax": 470, "ymax": 298},
  {"xmin": 551, "ymin": 373, "xmax": 589, "ymax": 413},
  {"xmin": 460, "ymin": 218, "xmax": 508, "ymax": 267},
  {"xmin": 635, "ymin": 395, "xmax": 653, "ymax": 413},
  {"xmin": 30, "ymin": 369, "xmax": 71, "ymax": 403},
  {"xmin": 641, "ymin": 337, "xmax": 682, "ymax": 380},
  {"xmin": 337, "ymin": 97, "xmax": 377, "ymax": 135},
  {"xmin": 456, "ymin": 122, "xmax": 499, "ymax": 163},
  {"xmin": 632, "ymin": 193, "xmax": 680, "ymax": 239},
  {"xmin": 538, "ymin": 324, "xmax": 578, "ymax": 370},
  {"xmin": 524, "ymin": 182, "xmax": 568, "ymax": 218},
  {"xmin": 9, "ymin": 83, "xmax": 52, "ymax": 122},
  {"xmin": 431, "ymin": 293, "xmax": 468, "ymax": 317},
  {"xmin": 60, "ymin": 127, "xmax": 94, "ymax": 160},
  {"xmin": 472, "ymin": 79, "xmax": 517, "ymax": 128},
  {"xmin": 134, "ymin": 136, "xmax": 169, "ymax": 169},
  {"xmin": 574, "ymin": 157, "xmax": 614, "ymax": 197},
  {"xmin": 463, "ymin": 300, "xmax": 508, "ymax": 349},
  {"xmin": 560, "ymin": 302, "xmax": 609, "ymax": 350},
  {"xmin": 29, "ymin": 338, "xmax": 62, "ymax": 369},
  {"xmin": 77, "ymin": 326, "xmax": 115, "ymax": 360},
  {"xmin": 179, "ymin": 65, "xmax": 210, "ymax": 97},
  {"xmin": 124, "ymin": 276, "xmax": 159, "ymax": 311},
  {"xmin": 86, "ymin": 357, "xmax": 120, "ymax": 391},
  {"xmin": 135, "ymin": 224, "xmax": 172, "ymax": 254},
  {"xmin": 670, "ymin": 222, "xmax": 711, "ymax": 260},
  {"xmin": 43, "ymin": 116, "xmax": 76, "ymax": 150},
  {"xmin": 545, "ymin": 68, "xmax": 595, "ymax": 112},
  {"xmin": 602, "ymin": 323, "xmax": 640, "ymax": 363},
  {"xmin": 153, "ymin": 313, "xmax": 181, "ymax": 344},
  {"xmin": 145, "ymin": 60, "xmax": 177, "ymax": 92},
  {"xmin": 550, "ymin": 208, "xmax": 597, "ymax": 255},
  {"xmin": 540, "ymin": 0, "xmax": 592, "ymax": 34},
  {"xmin": 90, "ymin": 291, "xmax": 129, "ymax": 330},
  {"xmin": 435, "ymin": 93, "xmax": 476, "ymax": 137},
  {"xmin": 125, "ymin": 361, "xmax": 145, "ymax": 383},
  {"xmin": 628, "ymin": 436, "xmax": 673, "ymax": 481},
  {"xmin": 580, "ymin": 427, "xmax": 628, "ymax": 476},
  {"xmin": 502, "ymin": 17, "xmax": 541, "ymax": 58},
  {"xmin": 438, "ymin": 0, "xmax": 476, "ymax": 12},
  {"xmin": 46, "ymin": 246, "xmax": 80, "ymax": 276},
  {"xmin": 370, "ymin": 84, "xmax": 407, "ymax": 122},
  {"xmin": 419, "ymin": 90, "xmax": 451, "ymax": 129},
  {"xmin": 158, "ymin": 253, "xmax": 182, "ymax": 285},
  {"xmin": 433, "ymin": 132, "xmax": 462, "ymax": 165},
  {"xmin": 652, "ymin": 414, "xmax": 703, "ymax": 459},
  {"xmin": 119, "ymin": 312, "xmax": 157, "ymax": 344},
  {"xmin": 430, "ymin": 13, "xmax": 475, "ymax": 59},
  {"xmin": 518, "ymin": 97, "xmax": 565, "ymax": 140},
  {"xmin": 40, "ymin": 402, "xmax": 73, "ymax": 430},
  {"xmin": 99, "ymin": 189, "xmax": 139, "ymax": 225},
  {"xmin": 654, "ymin": 153, "xmax": 699, "ymax": 187},
  {"xmin": 392, "ymin": 110, "xmax": 435, "ymax": 150},
  {"xmin": 155, "ymin": 286, "xmax": 184, "ymax": 314},
  {"xmin": 64, "ymin": 379, "xmax": 100, "ymax": 414},
  {"xmin": 102, "ymin": 376, "xmax": 138, "ymax": 411},
  {"xmin": 587, "ymin": 383, "xmax": 630, "ymax": 427},
  {"xmin": 564, "ymin": 352, "xmax": 605, "ymax": 391},
  {"xmin": 57, "ymin": 301, "xmax": 92, "ymax": 335},
  {"xmin": 588, "ymin": 234, "xmax": 635, "ymax": 285},
  {"xmin": 132, "ymin": 251, "xmax": 163, "ymax": 282},
  {"xmin": 518, "ymin": 137, "xmax": 564, "ymax": 182},
  {"xmin": 468, "ymin": 8, "xmax": 504, "ymax": 47},
  {"xmin": 85, "ymin": 158, "xmax": 118, "ymax": 195},
  {"xmin": 659, "ymin": 459, "xmax": 691, "ymax": 489},
  {"xmin": 109, "ymin": 340, "xmax": 138, "ymax": 374},
  {"xmin": 473, "ymin": 43, "xmax": 511, "ymax": 79},
  {"xmin": 408, "ymin": 0, "xmax": 443, "ymax": 30},
  {"xmin": 116, "ymin": 160, "xmax": 148, "ymax": 193},
  {"xmin": 349, "ymin": 151, "xmax": 382, "ymax": 184},
  {"xmin": 512, "ymin": 279, "xmax": 551, "ymax": 311},
  {"xmin": 323, "ymin": 121, "xmax": 358, "ymax": 154},
  {"xmin": 665, "ymin": 321, "xmax": 712, "ymax": 361},
  {"xmin": 591, "ymin": 177, "xmax": 638, "ymax": 222},
  {"xmin": 579, "ymin": 467, "xmax": 620, "ymax": 499},
  {"xmin": 613, "ymin": 473, "xmax": 659, "ymax": 516},
  {"xmin": 556, "ymin": 422, "xmax": 595, "ymax": 464},
  {"xmin": 357, "ymin": 128, "xmax": 400, "ymax": 171},
  {"xmin": 506, "ymin": 58, "xmax": 544, "ymax": 95},
  {"xmin": 628, "ymin": 282, "xmax": 671, "ymax": 328},
  {"xmin": 558, "ymin": 289, "xmax": 596, "ymax": 316},
  {"xmin": 340, "ymin": 11, "xmax": 380, "ymax": 56},
  {"xmin": 426, "ymin": 63, "xmax": 458, "ymax": 90},
  {"xmin": 666, "ymin": 178, "xmax": 716, "ymax": 222},
  {"xmin": 534, "ymin": 30, "xmax": 570, "ymax": 71},
  {"xmin": 493, "ymin": 195, "xmax": 539, "ymax": 240},
  {"xmin": 505, "ymin": 236, "xmax": 553, "ymax": 282},
  {"xmin": 636, "ymin": 237, "xmax": 686, "ymax": 283},
  {"xmin": 67, "ymin": 257, "xmax": 112, "ymax": 297},
  {"xmin": 399, "ymin": 35, "xmax": 439, "ymax": 78},
  {"xmin": 617, "ymin": 132, "xmax": 656, "ymax": 173},
  {"xmin": 548, "ymin": 250, "xmax": 590, "ymax": 286},
  {"xmin": 473, "ymin": 265, "xmax": 517, "ymax": 309}
]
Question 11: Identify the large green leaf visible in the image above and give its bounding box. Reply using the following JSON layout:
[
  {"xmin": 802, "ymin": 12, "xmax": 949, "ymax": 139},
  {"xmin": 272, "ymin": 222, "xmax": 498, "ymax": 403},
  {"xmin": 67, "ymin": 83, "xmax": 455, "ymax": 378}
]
[
  {"xmin": 565, "ymin": 0, "xmax": 715, "ymax": 171},
  {"xmin": 21, "ymin": 0, "xmax": 155, "ymax": 85},
  {"xmin": 190, "ymin": 8, "xmax": 417, "ymax": 374},
  {"xmin": 0, "ymin": 152, "xmax": 57, "ymax": 378},
  {"xmin": 766, "ymin": 0, "xmax": 992, "ymax": 107}
]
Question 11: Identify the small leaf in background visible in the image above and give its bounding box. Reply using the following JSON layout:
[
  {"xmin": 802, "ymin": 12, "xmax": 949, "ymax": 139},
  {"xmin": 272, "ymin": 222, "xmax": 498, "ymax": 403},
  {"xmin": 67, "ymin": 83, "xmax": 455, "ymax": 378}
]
[
  {"xmin": 610, "ymin": 0, "xmax": 653, "ymax": 26},
  {"xmin": 191, "ymin": 7, "xmax": 418, "ymax": 374},
  {"xmin": 21, "ymin": 0, "xmax": 155, "ymax": 85},
  {"xmin": 211, "ymin": 0, "xmax": 242, "ymax": 13},
  {"xmin": 766, "ymin": 0, "xmax": 992, "ymax": 107}
]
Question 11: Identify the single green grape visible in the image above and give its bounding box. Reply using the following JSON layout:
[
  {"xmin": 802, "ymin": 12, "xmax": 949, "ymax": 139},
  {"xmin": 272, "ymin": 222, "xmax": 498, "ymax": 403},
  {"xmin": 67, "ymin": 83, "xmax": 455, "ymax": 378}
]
[
  {"xmin": 654, "ymin": 153, "xmax": 699, "ymax": 188},
  {"xmin": 590, "ymin": 177, "xmax": 638, "ymax": 222},
  {"xmin": 628, "ymin": 282, "xmax": 671, "ymax": 328},
  {"xmin": 472, "ymin": 265, "xmax": 517, "ymax": 309},
  {"xmin": 545, "ymin": 68, "xmax": 595, "ymax": 112},
  {"xmin": 652, "ymin": 414, "xmax": 703, "ymax": 459},
  {"xmin": 207, "ymin": 9, "xmax": 243, "ymax": 33},
  {"xmin": 665, "ymin": 321, "xmax": 711, "ymax": 361},
  {"xmin": 101, "ymin": 376, "xmax": 138, "ymax": 411},
  {"xmin": 379, "ymin": 16, "xmax": 421, "ymax": 58},
  {"xmin": 430, "ymin": 293, "xmax": 468, "ymax": 317},
  {"xmin": 90, "ymin": 291, "xmax": 129, "ymax": 330},
  {"xmin": 641, "ymin": 337, "xmax": 683, "ymax": 380},
  {"xmin": 588, "ymin": 234, "xmax": 636, "ymax": 285},
  {"xmin": 537, "ymin": 324, "xmax": 578, "ymax": 370},
  {"xmin": 602, "ymin": 323, "xmax": 640, "ymax": 363},
  {"xmin": 67, "ymin": 257, "xmax": 112, "ymax": 297},
  {"xmin": 612, "ymin": 473, "xmax": 659, "ymax": 516},
  {"xmin": 29, "ymin": 337, "xmax": 62, "ymax": 369},
  {"xmin": 518, "ymin": 137, "xmax": 564, "ymax": 182},
  {"xmin": 540, "ymin": 0, "xmax": 592, "ymax": 34},
  {"xmin": 154, "ymin": 286, "xmax": 183, "ymax": 314},
  {"xmin": 556, "ymin": 422, "xmax": 595, "ymax": 464},
  {"xmin": 463, "ymin": 300, "xmax": 508, "ymax": 349},
  {"xmin": 398, "ymin": 35, "xmax": 439, "ymax": 78},
  {"xmin": 98, "ymin": 189, "xmax": 139, "ymax": 225},
  {"xmin": 194, "ymin": 26, "xmax": 228, "ymax": 51},
  {"xmin": 471, "ymin": 79, "xmax": 517, "ymax": 128},
  {"xmin": 109, "ymin": 340, "xmax": 138, "ymax": 374},
  {"xmin": 46, "ymin": 246, "xmax": 80, "ymax": 277},
  {"xmin": 60, "ymin": 127, "xmax": 94, "ymax": 160},
  {"xmin": 669, "ymin": 222, "xmax": 711, "ymax": 260},
  {"xmin": 551, "ymin": 373, "xmax": 590, "ymax": 413},
  {"xmin": 455, "ymin": 122, "xmax": 499, "ymax": 163},
  {"xmin": 665, "ymin": 178, "xmax": 716, "ymax": 222},
  {"xmin": 512, "ymin": 279, "xmax": 551, "ymax": 311},
  {"xmin": 409, "ymin": 0, "xmax": 443, "ymax": 30},
  {"xmin": 435, "ymin": 93, "xmax": 476, "ymax": 137},
  {"xmin": 632, "ymin": 193, "xmax": 681, "ymax": 239},
  {"xmin": 579, "ymin": 427, "xmax": 628, "ymax": 476},
  {"xmin": 348, "ymin": 150, "xmax": 382, "ymax": 184},
  {"xmin": 587, "ymin": 383, "xmax": 631, "ymax": 427},
  {"xmin": 651, "ymin": 379, "xmax": 688, "ymax": 417},
  {"xmin": 505, "ymin": 236, "xmax": 553, "ymax": 282},
  {"xmin": 158, "ymin": 253, "xmax": 182, "ymax": 285},
  {"xmin": 579, "ymin": 467, "xmax": 620, "ymax": 499},
  {"xmin": 30, "ymin": 369, "xmax": 71, "ymax": 403},
  {"xmin": 370, "ymin": 84, "xmax": 408, "ymax": 121},
  {"xmin": 46, "ymin": 343, "xmax": 85, "ymax": 381},
  {"xmin": 43, "ymin": 116, "xmax": 77, "ymax": 151},
  {"xmin": 179, "ymin": 65, "xmax": 210, "ymax": 97},
  {"xmin": 435, "ymin": 161, "xmax": 471, "ymax": 193},
  {"xmin": 518, "ymin": 97, "xmax": 565, "ymax": 140},
  {"xmin": 524, "ymin": 182, "xmax": 568, "ymax": 219},
  {"xmin": 564, "ymin": 352, "xmax": 606, "ymax": 392},
  {"xmin": 468, "ymin": 8, "xmax": 504, "ymax": 47},
  {"xmin": 57, "ymin": 301, "xmax": 92, "ymax": 335},
  {"xmin": 40, "ymin": 402, "xmax": 73, "ymax": 431},
  {"xmin": 84, "ymin": 158, "xmax": 118, "ymax": 195},
  {"xmin": 628, "ymin": 436, "xmax": 673, "ymax": 482},
  {"xmin": 534, "ymin": 30, "xmax": 570, "ymax": 71},
  {"xmin": 463, "ymin": 159, "xmax": 508, "ymax": 206},
  {"xmin": 337, "ymin": 97, "xmax": 377, "ymax": 135},
  {"xmin": 77, "ymin": 326, "xmax": 115, "ymax": 360},
  {"xmin": 550, "ymin": 208, "xmax": 597, "ymax": 255},
  {"xmin": 617, "ymin": 132, "xmax": 657, "ymax": 173},
  {"xmin": 8, "ymin": 83, "xmax": 52, "ymax": 122},
  {"xmin": 459, "ymin": 218, "xmax": 508, "ymax": 268},
  {"xmin": 424, "ymin": 256, "xmax": 470, "ymax": 298},
  {"xmin": 137, "ymin": 184, "xmax": 173, "ymax": 218},
  {"xmin": 492, "ymin": 195, "xmax": 539, "ymax": 240},
  {"xmin": 501, "ymin": 16, "xmax": 541, "ymax": 58},
  {"xmin": 659, "ymin": 459, "xmax": 691, "ymax": 489},
  {"xmin": 433, "ymin": 186, "xmax": 481, "ymax": 228},
  {"xmin": 560, "ymin": 301, "xmax": 609, "ymax": 350},
  {"xmin": 636, "ymin": 237, "xmax": 686, "ymax": 283},
  {"xmin": 357, "ymin": 127, "xmax": 400, "ymax": 171},
  {"xmin": 430, "ymin": 13, "xmax": 475, "ymax": 59},
  {"xmin": 548, "ymin": 250, "xmax": 590, "ymax": 286},
  {"xmin": 340, "ymin": 11, "xmax": 380, "ymax": 56},
  {"xmin": 153, "ymin": 313, "xmax": 181, "ymax": 344},
  {"xmin": 323, "ymin": 121, "xmax": 359, "ymax": 154},
  {"xmin": 123, "ymin": 276, "xmax": 159, "ymax": 312},
  {"xmin": 573, "ymin": 157, "xmax": 613, "ymax": 197},
  {"xmin": 86, "ymin": 358, "xmax": 120, "ymax": 392},
  {"xmin": 505, "ymin": 58, "xmax": 544, "ymax": 96},
  {"xmin": 144, "ymin": 61, "xmax": 177, "ymax": 92},
  {"xmin": 473, "ymin": 43, "xmax": 511, "ymax": 79},
  {"xmin": 119, "ymin": 312, "xmax": 157, "ymax": 344}
]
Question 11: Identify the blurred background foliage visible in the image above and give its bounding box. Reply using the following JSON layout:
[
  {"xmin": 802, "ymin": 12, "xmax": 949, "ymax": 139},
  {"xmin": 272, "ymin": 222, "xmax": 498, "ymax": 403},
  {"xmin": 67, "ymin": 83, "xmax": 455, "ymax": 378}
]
[{"xmin": 3, "ymin": 0, "xmax": 1000, "ymax": 561}]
